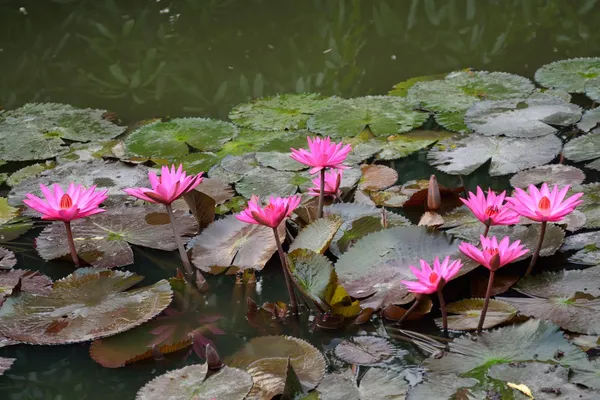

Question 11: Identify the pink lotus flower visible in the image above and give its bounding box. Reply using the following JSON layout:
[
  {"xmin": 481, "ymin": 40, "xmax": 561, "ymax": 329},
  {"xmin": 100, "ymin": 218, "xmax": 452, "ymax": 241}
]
[
  {"xmin": 236, "ymin": 195, "xmax": 301, "ymax": 228},
  {"xmin": 124, "ymin": 164, "xmax": 203, "ymax": 205},
  {"xmin": 23, "ymin": 183, "xmax": 107, "ymax": 222},
  {"xmin": 401, "ymin": 256, "xmax": 463, "ymax": 294},
  {"xmin": 461, "ymin": 187, "xmax": 520, "ymax": 226},
  {"xmin": 507, "ymin": 183, "xmax": 584, "ymax": 222},
  {"xmin": 459, "ymin": 235, "xmax": 529, "ymax": 271},
  {"xmin": 290, "ymin": 136, "xmax": 352, "ymax": 174},
  {"xmin": 307, "ymin": 170, "xmax": 342, "ymax": 199}
]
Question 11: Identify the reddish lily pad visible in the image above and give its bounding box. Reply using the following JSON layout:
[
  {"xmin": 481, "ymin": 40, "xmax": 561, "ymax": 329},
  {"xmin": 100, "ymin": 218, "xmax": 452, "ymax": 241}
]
[
  {"xmin": 35, "ymin": 204, "xmax": 197, "ymax": 269},
  {"xmin": 0, "ymin": 269, "xmax": 172, "ymax": 344},
  {"xmin": 0, "ymin": 269, "xmax": 52, "ymax": 305},
  {"xmin": 0, "ymin": 247, "xmax": 17, "ymax": 269},
  {"xmin": 358, "ymin": 164, "xmax": 398, "ymax": 191}
]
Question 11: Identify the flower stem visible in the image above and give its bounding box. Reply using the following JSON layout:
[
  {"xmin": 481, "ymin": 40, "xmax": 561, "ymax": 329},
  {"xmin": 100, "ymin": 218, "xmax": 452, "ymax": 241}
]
[
  {"xmin": 477, "ymin": 269, "xmax": 496, "ymax": 333},
  {"xmin": 317, "ymin": 168, "xmax": 326, "ymax": 218},
  {"xmin": 483, "ymin": 222, "xmax": 490, "ymax": 238},
  {"xmin": 273, "ymin": 227, "xmax": 299, "ymax": 315},
  {"xmin": 165, "ymin": 204, "xmax": 207, "ymax": 290},
  {"xmin": 63, "ymin": 221, "xmax": 81, "ymax": 266},
  {"xmin": 525, "ymin": 221, "xmax": 546, "ymax": 277},
  {"xmin": 396, "ymin": 296, "xmax": 420, "ymax": 325},
  {"xmin": 437, "ymin": 289, "xmax": 448, "ymax": 337}
]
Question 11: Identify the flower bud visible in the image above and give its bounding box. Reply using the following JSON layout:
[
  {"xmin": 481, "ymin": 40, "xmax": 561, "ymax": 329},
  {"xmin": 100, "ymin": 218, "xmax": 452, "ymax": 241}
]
[{"xmin": 427, "ymin": 175, "xmax": 441, "ymax": 211}]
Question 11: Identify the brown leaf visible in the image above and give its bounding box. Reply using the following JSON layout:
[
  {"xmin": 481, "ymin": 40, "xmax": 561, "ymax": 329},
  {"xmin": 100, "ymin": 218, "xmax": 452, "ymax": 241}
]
[
  {"xmin": 359, "ymin": 164, "xmax": 398, "ymax": 191},
  {"xmin": 471, "ymin": 274, "xmax": 520, "ymax": 298},
  {"xmin": 183, "ymin": 190, "xmax": 216, "ymax": 232},
  {"xmin": 382, "ymin": 297, "xmax": 433, "ymax": 322}
]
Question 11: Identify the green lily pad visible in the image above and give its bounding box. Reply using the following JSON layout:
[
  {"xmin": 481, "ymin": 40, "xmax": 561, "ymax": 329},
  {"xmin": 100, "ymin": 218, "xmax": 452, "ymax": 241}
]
[
  {"xmin": 388, "ymin": 73, "xmax": 448, "ymax": 97},
  {"xmin": 136, "ymin": 364, "xmax": 252, "ymax": 400},
  {"xmin": 0, "ymin": 217, "xmax": 33, "ymax": 243},
  {"xmin": 560, "ymin": 232, "xmax": 600, "ymax": 265},
  {"xmin": 535, "ymin": 57, "xmax": 600, "ymax": 92},
  {"xmin": 406, "ymin": 373, "xmax": 478, "ymax": 400},
  {"xmin": 446, "ymin": 223, "xmax": 565, "ymax": 261},
  {"xmin": 577, "ymin": 107, "xmax": 600, "ymax": 133},
  {"xmin": 344, "ymin": 139, "xmax": 386, "ymax": 164},
  {"xmin": 0, "ymin": 269, "xmax": 172, "ymax": 344},
  {"xmin": 572, "ymin": 359, "xmax": 600, "ymax": 390},
  {"xmin": 287, "ymin": 249, "xmax": 336, "ymax": 310},
  {"xmin": 375, "ymin": 131, "xmax": 454, "ymax": 161},
  {"xmin": 125, "ymin": 118, "xmax": 238, "ymax": 158},
  {"xmin": 256, "ymin": 130, "xmax": 312, "ymax": 153},
  {"xmin": 428, "ymin": 133, "xmax": 562, "ymax": 176},
  {"xmin": 510, "ymin": 164, "xmax": 585, "ymax": 188},
  {"xmin": 8, "ymin": 159, "xmax": 150, "ymax": 207},
  {"xmin": 0, "ymin": 198, "xmax": 18, "ymax": 226},
  {"xmin": 564, "ymin": 133, "xmax": 600, "ymax": 171},
  {"xmin": 514, "ymin": 266, "xmax": 600, "ymax": 299},
  {"xmin": 334, "ymin": 336, "xmax": 395, "ymax": 365},
  {"xmin": 35, "ymin": 204, "xmax": 197, "ymax": 269},
  {"xmin": 216, "ymin": 128, "xmax": 286, "ymax": 156},
  {"xmin": 190, "ymin": 214, "xmax": 285, "ymax": 273},
  {"xmin": 255, "ymin": 151, "xmax": 306, "ymax": 171},
  {"xmin": 358, "ymin": 368, "xmax": 411, "ymax": 399},
  {"xmin": 425, "ymin": 319, "xmax": 588, "ymax": 374},
  {"xmin": 571, "ymin": 183, "xmax": 600, "ymax": 228},
  {"xmin": 436, "ymin": 299, "xmax": 517, "ymax": 331},
  {"xmin": 307, "ymin": 96, "xmax": 428, "ymax": 138},
  {"xmin": 6, "ymin": 161, "xmax": 56, "ymax": 187},
  {"xmin": 434, "ymin": 111, "xmax": 469, "ymax": 133},
  {"xmin": 489, "ymin": 362, "xmax": 598, "ymax": 400},
  {"xmin": 235, "ymin": 167, "xmax": 311, "ymax": 198},
  {"xmin": 334, "ymin": 215, "xmax": 404, "ymax": 255},
  {"xmin": 0, "ymin": 103, "xmax": 126, "ymax": 161},
  {"xmin": 169, "ymin": 152, "xmax": 221, "ymax": 175},
  {"xmin": 0, "ymin": 247, "xmax": 17, "ymax": 269},
  {"xmin": 288, "ymin": 215, "xmax": 343, "ymax": 254},
  {"xmin": 499, "ymin": 296, "xmax": 600, "ymax": 335},
  {"xmin": 464, "ymin": 95, "xmax": 582, "ymax": 138},
  {"xmin": 229, "ymin": 93, "xmax": 339, "ymax": 131},
  {"xmin": 585, "ymin": 77, "xmax": 600, "ymax": 101},
  {"xmin": 228, "ymin": 336, "xmax": 326, "ymax": 397}
]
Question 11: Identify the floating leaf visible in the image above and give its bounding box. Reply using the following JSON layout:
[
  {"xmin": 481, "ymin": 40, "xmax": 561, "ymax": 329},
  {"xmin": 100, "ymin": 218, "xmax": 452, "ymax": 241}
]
[
  {"xmin": 464, "ymin": 95, "xmax": 582, "ymax": 138},
  {"xmin": 564, "ymin": 132, "xmax": 600, "ymax": 170},
  {"xmin": 358, "ymin": 368, "xmax": 411, "ymax": 399},
  {"xmin": 0, "ymin": 269, "xmax": 172, "ymax": 344},
  {"xmin": 375, "ymin": 131, "xmax": 454, "ymax": 161},
  {"xmin": 307, "ymin": 96, "xmax": 428, "ymax": 138},
  {"xmin": 135, "ymin": 363, "xmax": 252, "ymax": 400},
  {"xmin": 0, "ymin": 270, "xmax": 52, "ymax": 303},
  {"xmin": 316, "ymin": 370, "xmax": 359, "ymax": 400},
  {"xmin": 0, "ymin": 103, "xmax": 126, "ymax": 161},
  {"xmin": 190, "ymin": 214, "xmax": 284, "ymax": 273},
  {"xmin": 426, "ymin": 319, "xmax": 588, "ymax": 374},
  {"xmin": 8, "ymin": 159, "xmax": 150, "ymax": 207},
  {"xmin": 182, "ymin": 189, "xmax": 215, "ymax": 232},
  {"xmin": 0, "ymin": 217, "xmax": 33, "ymax": 243},
  {"xmin": 235, "ymin": 167, "xmax": 311, "ymax": 199},
  {"xmin": 358, "ymin": 164, "xmax": 398, "ymax": 191},
  {"xmin": 6, "ymin": 161, "xmax": 56, "ymax": 187},
  {"xmin": 436, "ymin": 299, "xmax": 516, "ymax": 331},
  {"xmin": 125, "ymin": 118, "xmax": 238, "ymax": 158},
  {"xmin": 535, "ymin": 57, "xmax": 600, "ymax": 92},
  {"xmin": 428, "ymin": 134, "xmax": 562, "ymax": 176},
  {"xmin": 287, "ymin": 249, "xmax": 336, "ymax": 310},
  {"xmin": 388, "ymin": 73, "xmax": 448, "ymax": 97},
  {"xmin": 289, "ymin": 215, "xmax": 342, "ymax": 254},
  {"xmin": 406, "ymin": 373, "xmax": 478, "ymax": 400},
  {"xmin": 0, "ymin": 247, "xmax": 17, "ymax": 269},
  {"xmin": 382, "ymin": 297, "xmax": 433, "ymax": 322},
  {"xmin": 571, "ymin": 183, "xmax": 600, "ymax": 228},
  {"xmin": 489, "ymin": 362, "xmax": 598, "ymax": 399},
  {"xmin": 510, "ymin": 164, "xmax": 585, "ymax": 188},
  {"xmin": 281, "ymin": 359, "xmax": 305, "ymax": 399},
  {"xmin": 229, "ymin": 93, "xmax": 338, "ymax": 131},
  {"xmin": 515, "ymin": 266, "xmax": 600, "ymax": 299},
  {"xmin": 572, "ymin": 359, "xmax": 600, "ymax": 390},
  {"xmin": 560, "ymin": 232, "xmax": 600, "ymax": 265},
  {"xmin": 255, "ymin": 151, "xmax": 306, "ymax": 171},
  {"xmin": 0, "ymin": 357, "xmax": 15, "ymax": 376},
  {"xmin": 586, "ymin": 77, "xmax": 600, "ymax": 101},
  {"xmin": 36, "ymin": 204, "xmax": 197, "ymax": 268},
  {"xmin": 194, "ymin": 177, "xmax": 235, "ymax": 205},
  {"xmin": 169, "ymin": 152, "xmax": 221, "ymax": 175},
  {"xmin": 577, "ymin": 107, "xmax": 600, "ymax": 133},
  {"xmin": 499, "ymin": 296, "xmax": 600, "ymax": 335},
  {"xmin": 228, "ymin": 336, "xmax": 326, "ymax": 396},
  {"xmin": 334, "ymin": 336, "xmax": 394, "ymax": 365}
]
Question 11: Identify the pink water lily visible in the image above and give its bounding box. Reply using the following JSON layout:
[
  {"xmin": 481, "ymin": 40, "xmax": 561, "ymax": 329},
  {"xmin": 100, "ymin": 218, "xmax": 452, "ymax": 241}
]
[
  {"xmin": 401, "ymin": 256, "xmax": 463, "ymax": 294},
  {"xmin": 461, "ymin": 187, "xmax": 520, "ymax": 228},
  {"xmin": 307, "ymin": 170, "xmax": 342, "ymax": 199},
  {"xmin": 124, "ymin": 164, "xmax": 203, "ymax": 205},
  {"xmin": 459, "ymin": 235, "xmax": 528, "ymax": 271},
  {"xmin": 507, "ymin": 183, "xmax": 583, "ymax": 223},
  {"xmin": 290, "ymin": 136, "xmax": 352, "ymax": 175},
  {"xmin": 24, "ymin": 183, "xmax": 107, "ymax": 222},
  {"xmin": 236, "ymin": 194, "xmax": 301, "ymax": 229}
]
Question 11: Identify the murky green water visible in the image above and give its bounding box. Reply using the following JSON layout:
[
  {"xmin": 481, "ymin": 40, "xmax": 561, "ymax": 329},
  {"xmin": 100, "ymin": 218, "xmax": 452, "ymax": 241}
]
[{"xmin": 1, "ymin": 1, "xmax": 600, "ymax": 398}]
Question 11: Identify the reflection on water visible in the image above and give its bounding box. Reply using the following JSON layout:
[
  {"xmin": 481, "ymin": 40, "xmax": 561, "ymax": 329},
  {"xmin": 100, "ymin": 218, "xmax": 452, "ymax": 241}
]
[{"xmin": 1, "ymin": 0, "xmax": 600, "ymax": 398}]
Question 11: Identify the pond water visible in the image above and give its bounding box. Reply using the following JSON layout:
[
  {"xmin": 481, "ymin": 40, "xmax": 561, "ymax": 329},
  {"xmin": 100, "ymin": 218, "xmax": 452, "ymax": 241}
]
[{"xmin": 1, "ymin": 1, "xmax": 600, "ymax": 399}]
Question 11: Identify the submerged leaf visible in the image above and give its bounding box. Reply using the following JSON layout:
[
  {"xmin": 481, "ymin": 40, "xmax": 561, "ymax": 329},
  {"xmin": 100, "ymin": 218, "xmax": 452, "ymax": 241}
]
[
  {"xmin": 334, "ymin": 336, "xmax": 395, "ymax": 365},
  {"xmin": 535, "ymin": 57, "xmax": 600, "ymax": 92},
  {"xmin": 0, "ymin": 269, "xmax": 172, "ymax": 344},
  {"xmin": 437, "ymin": 299, "xmax": 517, "ymax": 331},
  {"xmin": 510, "ymin": 164, "xmax": 585, "ymax": 188},
  {"xmin": 428, "ymin": 133, "xmax": 562, "ymax": 176}
]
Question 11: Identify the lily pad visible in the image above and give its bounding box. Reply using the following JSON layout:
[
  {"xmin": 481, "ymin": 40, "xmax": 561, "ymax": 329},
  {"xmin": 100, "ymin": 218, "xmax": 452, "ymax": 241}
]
[
  {"xmin": 563, "ymin": 132, "xmax": 600, "ymax": 170},
  {"xmin": 229, "ymin": 93, "xmax": 338, "ymax": 131},
  {"xmin": 307, "ymin": 96, "xmax": 428, "ymax": 138},
  {"xmin": 0, "ymin": 357, "xmax": 15, "ymax": 376},
  {"xmin": 0, "ymin": 247, "xmax": 17, "ymax": 269},
  {"xmin": 193, "ymin": 177, "xmax": 235, "ymax": 206},
  {"xmin": 585, "ymin": 77, "xmax": 600, "ymax": 101},
  {"xmin": 287, "ymin": 249, "xmax": 336, "ymax": 310},
  {"xmin": 288, "ymin": 215, "xmax": 343, "ymax": 254},
  {"xmin": 316, "ymin": 370, "xmax": 359, "ymax": 400},
  {"xmin": 334, "ymin": 336, "xmax": 395, "ymax": 365},
  {"xmin": 464, "ymin": 95, "xmax": 582, "ymax": 138},
  {"xmin": 406, "ymin": 373, "xmax": 478, "ymax": 400},
  {"xmin": 510, "ymin": 164, "xmax": 585, "ymax": 188},
  {"xmin": 8, "ymin": 159, "xmax": 150, "ymax": 207},
  {"xmin": 0, "ymin": 269, "xmax": 172, "ymax": 344},
  {"xmin": 499, "ymin": 296, "xmax": 600, "ymax": 335},
  {"xmin": 577, "ymin": 107, "xmax": 600, "ymax": 133},
  {"xmin": 560, "ymin": 232, "xmax": 600, "ymax": 265},
  {"xmin": 125, "ymin": 118, "xmax": 238, "ymax": 158},
  {"xmin": 489, "ymin": 362, "xmax": 599, "ymax": 399},
  {"xmin": 190, "ymin": 214, "xmax": 285, "ymax": 273},
  {"xmin": 426, "ymin": 319, "xmax": 588, "ymax": 374},
  {"xmin": 255, "ymin": 151, "xmax": 306, "ymax": 171},
  {"xmin": 6, "ymin": 161, "xmax": 56, "ymax": 187},
  {"xmin": 235, "ymin": 167, "xmax": 311, "ymax": 199},
  {"xmin": 0, "ymin": 217, "xmax": 34, "ymax": 243},
  {"xmin": 136, "ymin": 363, "xmax": 252, "ymax": 400},
  {"xmin": 358, "ymin": 164, "xmax": 398, "ymax": 191},
  {"xmin": 375, "ymin": 131, "xmax": 454, "ymax": 160},
  {"xmin": 228, "ymin": 336, "xmax": 326, "ymax": 395},
  {"xmin": 535, "ymin": 57, "xmax": 600, "ymax": 93},
  {"xmin": 436, "ymin": 299, "xmax": 517, "ymax": 331},
  {"xmin": 0, "ymin": 270, "xmax": 52, "ymax": 303},
  {"xmin": 428, "ymin": 133, "xmax": 562, "ymax": 176},
  {"xmin": 570, "ymin": 183, "xmax": 600, "ymax": 228},
  {"xmin": 358, "ymin": 368, "xmax": 411, "ymax": 399},
  {"xmin": 169, "ymin": 152, "xmax": 221, "ymax": 175},
  {"xmin": 514, "ymin": 266, "xmax": 600, "ymax": 299},
  {"xmin": 572, "ymin": 359, "xmax": 600, "ymax": 390},
  {"xmin": 36, "ymin": 204, "xmax": 197, "ymax": 268},
  {"xmin": 0, "ymin": 103, "xmax": 126, "ymax": 161},
  {"xmin": 388, "ymin": 73, "xmax": 448, "ymax": 97}
]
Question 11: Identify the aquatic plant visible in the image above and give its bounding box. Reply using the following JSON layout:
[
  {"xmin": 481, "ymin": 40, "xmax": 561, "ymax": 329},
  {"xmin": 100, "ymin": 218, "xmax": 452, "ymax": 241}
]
[
  {"xmin": 307, "ymin": 169, "xmax": 342, "ymax": 201},
  {"xmin": 460, "ymin": 187, "xmax": 520, "ymax": 236}
]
